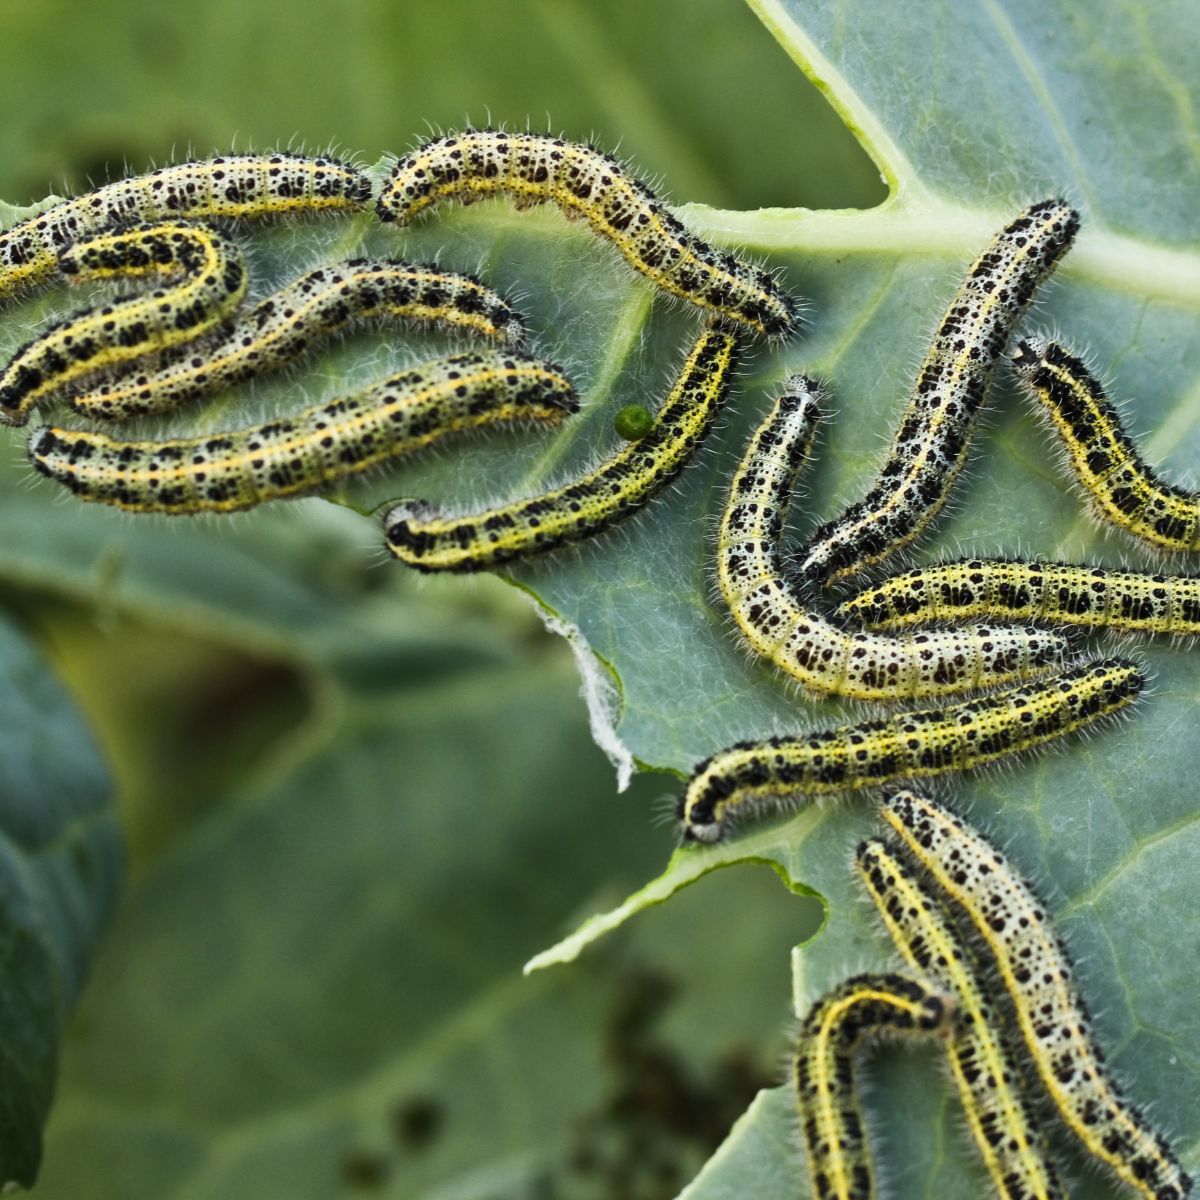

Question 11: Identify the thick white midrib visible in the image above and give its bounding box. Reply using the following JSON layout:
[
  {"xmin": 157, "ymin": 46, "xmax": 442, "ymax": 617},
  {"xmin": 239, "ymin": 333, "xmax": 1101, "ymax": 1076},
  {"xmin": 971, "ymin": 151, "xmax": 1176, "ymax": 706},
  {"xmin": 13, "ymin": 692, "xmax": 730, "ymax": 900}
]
[
  {"xmin": 682, "ymin": 200, "xmax": 1200, "ymax": 311},
  {"xmin": 743, "ymin": 0, "xmax": 918, "ymax": 195},
  {"xmin": 740, "ymin": 0, "xmax": 1200, "ymax": 309}
]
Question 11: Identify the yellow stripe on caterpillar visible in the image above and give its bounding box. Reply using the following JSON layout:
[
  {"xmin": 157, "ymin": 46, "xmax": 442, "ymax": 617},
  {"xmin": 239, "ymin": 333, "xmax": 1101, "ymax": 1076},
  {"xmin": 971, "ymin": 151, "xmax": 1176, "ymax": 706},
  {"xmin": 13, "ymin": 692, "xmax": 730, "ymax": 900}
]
[
  {"xmin": 677, "ymin": 656, "xmax": 1143, "ymax": 843},
  {"xmin": 384, "ymin": 324, "xmax": 739, "ymax": 571},
  {"xmin": 717, "ymin": 377, "xmax": 1067, "ymax": 700},
  {"xmin": 838, "ymin": 557, "xmax": 1200, "ymax": 637},
  {"xmin": 29, "ymin": 350, "xmax": 576, "ymax": 514},
  {"xmin": 855, "ymin": 837, "xmax": 1065, "ymax": 1200},
  {"xmin": 0, "ymin": 220, "xmax": 248, "ymax": 426},
  {"xmin": 1013, "ymin": 337, "xmax": 1200, "ymax": 552},
  {"xmin": 70, "ymin": 259, "xmax": 527, "ymax": 421},
  {"xmin": 0, "ymin": 152, "xmax": 371, "ymax": 305},
  {"xmin": 793, "ymin": 971, "xmax": 955, "ymax": 1200},
  {"xmin": 794, "ymin": 199, "xmax": 1079, "ymax": 586},
  {"xmin": 376, "ymin": 129, "xmax": 800, "ymax": 339},
  {"xmin": 881, "ymin": 790, "xmax": 1192, "ymax": 1200}
]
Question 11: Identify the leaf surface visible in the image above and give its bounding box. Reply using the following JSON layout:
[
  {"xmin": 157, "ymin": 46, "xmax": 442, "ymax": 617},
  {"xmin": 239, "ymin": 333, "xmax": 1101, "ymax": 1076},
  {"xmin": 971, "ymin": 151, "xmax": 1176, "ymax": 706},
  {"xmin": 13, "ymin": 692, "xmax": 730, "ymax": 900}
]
[
  {"xmin": 0, "ymin": 616, "xmax": 120, "ymax": 1187},
  {"xmin": 0, "ymin": 0, "xmax": 1197, "ymax": 1193}
]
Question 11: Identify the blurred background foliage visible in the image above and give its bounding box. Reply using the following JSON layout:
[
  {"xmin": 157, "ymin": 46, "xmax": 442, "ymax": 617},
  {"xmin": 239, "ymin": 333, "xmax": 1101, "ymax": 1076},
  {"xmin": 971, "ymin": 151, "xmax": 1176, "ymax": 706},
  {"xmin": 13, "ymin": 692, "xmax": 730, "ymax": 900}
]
[
  {"xmin": 0, "ymin": 0, "xmax": 886, "ymax": 1194},
  {"xmin": 0, "ymin": 0, "xmax": 884, "ymax": 213}
]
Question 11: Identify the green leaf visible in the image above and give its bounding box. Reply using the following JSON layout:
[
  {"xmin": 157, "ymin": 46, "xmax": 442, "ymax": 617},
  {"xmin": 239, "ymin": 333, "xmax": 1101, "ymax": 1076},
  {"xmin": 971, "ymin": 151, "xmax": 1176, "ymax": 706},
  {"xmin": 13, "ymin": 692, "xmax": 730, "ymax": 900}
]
[
  {"xmin": 547, "ymin": 2, "xmax": 1200, "ymax": 1195},
  {"xmin": 1, "ymin": 0, "xmax": 1197, "ymax": 1194},
  {"xmin": 30, "ymin": 654, "xmax": 809, "ymax": 1199},
  {"xmin": 676, "ymin": 1087, "xmax": 799, "ymax": 1199},
  {"xmin": 0, "ymin": 614, "xmax": 120, "ymax": 1187}
]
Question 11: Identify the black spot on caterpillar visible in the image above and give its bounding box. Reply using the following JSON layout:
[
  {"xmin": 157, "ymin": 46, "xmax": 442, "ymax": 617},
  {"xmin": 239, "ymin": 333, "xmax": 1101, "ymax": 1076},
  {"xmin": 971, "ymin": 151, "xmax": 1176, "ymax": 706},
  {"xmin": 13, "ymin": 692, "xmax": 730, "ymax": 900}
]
[{"xmin": 0, "ymin": 152, "xmax": 371, "ymax": 306}]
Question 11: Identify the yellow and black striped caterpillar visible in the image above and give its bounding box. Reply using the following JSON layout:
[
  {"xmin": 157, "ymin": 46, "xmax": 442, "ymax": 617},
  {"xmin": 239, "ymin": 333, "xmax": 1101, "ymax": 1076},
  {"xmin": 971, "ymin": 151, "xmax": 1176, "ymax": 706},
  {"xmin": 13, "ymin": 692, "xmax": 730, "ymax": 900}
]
[
  {"xmin": 1013, "ymin": 336, "xmax": 1200, "ymax": 553},
  {"xmin": 717, "ymin": 376, "xmax": 1067, "ymax": 700},
  {"xmin": 0, "ymin": 152, "xmax": 371, "ymax": 306},
  {"xmin": 69, "ymin": 259, "xmax": 527, "ymax": 420},
  {"xmin": 385, "ymin": 324, "xmax": 739, "ymax": 571},
  {"xmin": 839, "ymin": 557, "xmax": 1200, "ymax": 638},
  {"xmin": 0, "ymin": 220, "xmax": 248, "ymax": 425},
  {"xmin": 881, "ymin": 790, "xmax": 1191, "ymax": 1200},
  {"xmin": 677, "ymin": 657, "xmax": 1143, "ymax": 843},
  {"xmin": 794, "ymin": 200, "xmax": 1079, "ymax": 585},
  {"xmin": 792, "ymin": 971, "xmax": 955, "ymax": 1200},
  {"xmin": 377, "ymin": 129, "xmax": 800, "ymax": 339},
  {"xmin": 30, "ymin": 350, "xmax": 576, "ymax": 514}
]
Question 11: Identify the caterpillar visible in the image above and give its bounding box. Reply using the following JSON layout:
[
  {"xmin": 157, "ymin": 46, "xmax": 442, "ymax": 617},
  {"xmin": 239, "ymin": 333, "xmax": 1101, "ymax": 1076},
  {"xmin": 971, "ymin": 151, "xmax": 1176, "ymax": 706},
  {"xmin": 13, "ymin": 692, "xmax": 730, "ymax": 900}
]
[
  {"xmin": 0, "ymin": 221, "xmax": 248, "ymax": 426},
  {"xmin": 717, "ymin": 377, "xmax": 1068, "ymax": 700},
  {"xmin": 793, "ymin": 199, "xmax": 1080, "ymax": 586},
  {"xmin": 384, "ymin": 324, "xmax": 739, "ymax": 572},
  {"xmin": 793, "ymin": 971, "xmax": 955, "ymax": 1200},
  {"xmin": 375, "ymin": 129, "xmax": 800, "ymax": 339},
  {"xmin": 838, "ymin": 557, "xmax": 1200, "ymax": 638},
  {"xmin": 28, "ymin": 349, "xmax": 577, "ymax": 514},
  {"xmin": 0, "ymin": 152, "xmax": 372, "ymax": 305},
  {"xmin": 69, "ymin": 259, "xmax": 527, "ymax": 421},
  {"xmin": 1013, "ymin": 337, "xmax": 1200, "ymax": 552},
  {"xmin": 855, "ymin": 837, "xmax": 1065, "ymax": 1200},
  {"xmin": 677, "ymin": 656, "xmax": 1143, "ymax": 844},
  {"xmin": 881, "ymin": 789, "xmax": 1192, "ymax": 1200}
]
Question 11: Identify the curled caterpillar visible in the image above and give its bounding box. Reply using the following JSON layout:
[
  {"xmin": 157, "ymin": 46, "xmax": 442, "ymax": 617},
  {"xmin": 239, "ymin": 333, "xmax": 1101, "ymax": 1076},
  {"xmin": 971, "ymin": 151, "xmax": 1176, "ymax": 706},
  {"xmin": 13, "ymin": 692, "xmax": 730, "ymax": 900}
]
[
  {"xmin": 838, "ymin": 557, "xmax": 1200, "ymax": 638},
  {"xmin": 1013, "ymin": 336, "xmax": 1200, "ymax": 552},
  {"xmin": 0, "ymin": 152, "xmax": 372, "ymax": 306},
  {"xmin": 855, "ymin": 837, "xmax": 1065, "ymax": 1200},
  {"xmin": 793, "ymin": 971, "xmax": 955, "ymax": 1200},
  {"xmin": 29, "ymin": 350, "xmax": 576, "ymax": 514},
  {"xmin": 677, "ymin": 656, "xmax": 1143, "ymax": 843},
  {"xmin": 384, "ymin": 324, "xmax": 739, "ymax": 571},
  {"xmin": 881, "ymin": 789, "xmax": 1192, "ymax": 1200},
  {"xmin": 717, "ymin": 377, "xmax": 1067, "ymax": 700},
  {"xmin": 69, "ymin": 259, "xmax": 527, "ymax": 421},
  {"xmin": 0, "ymin": 221, "xmax": 248, "ymax": 426},
  {"xmin": 794, "ymin": 199, "xmax": 1080, "ymax": 586},
  {"xmin": 376, "ymin": 129, "xmax": 800, "ymax": 338}
]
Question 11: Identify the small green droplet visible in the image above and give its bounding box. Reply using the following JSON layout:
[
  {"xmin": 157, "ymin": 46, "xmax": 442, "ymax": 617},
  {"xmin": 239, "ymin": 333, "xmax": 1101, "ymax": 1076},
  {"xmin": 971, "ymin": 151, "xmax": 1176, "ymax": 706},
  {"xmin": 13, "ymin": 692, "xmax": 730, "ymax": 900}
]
[{"xmin": 614, "ymin": 404, "xmax": 653, "ymax": 440}]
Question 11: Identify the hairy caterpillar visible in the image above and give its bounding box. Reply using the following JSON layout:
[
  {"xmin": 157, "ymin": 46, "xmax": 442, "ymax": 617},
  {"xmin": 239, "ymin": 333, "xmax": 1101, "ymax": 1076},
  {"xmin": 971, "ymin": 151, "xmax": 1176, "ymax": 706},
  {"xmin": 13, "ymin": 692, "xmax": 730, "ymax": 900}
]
[
  {"xmin": 384, "ymin": 324, "xmax": 738, "ymax": 571},
  {"xmin": 793, "ymin": 199, "xmax": 1080, "ymax": 586},
  {"xmin": 881, "ymin": 789, "xmax": 1192, "ymax": 1200},
  {"xmin": 677, "ymin": 656, "xmax": 1143, "ymax": 844},
  {"xmin": 793, "ymin": 971, "xmax": 955, "ymax": 1200},
  {"xmin": 0, "ymin": 221, "xmax": 248, "ymax": 426},
  {"xmin": 29, "ymin": 350, "xmax": 576, "ymax": 514},
  {"xmin": 375, "ymin": 129, "xmax": 800, "ymax": 338},
  {"xmin": 855, "ymin": 837, "xmax": 1065, "ymax": 1200},
  {"xmin": 1013, "ymin": 337, "xmax": 1200, "ymax": 553},
  {"xmin": 717, "ymin": 377, "xmax": 1068, "ymax": 700},
  {"xmin": 69, "ymin": 259, "xmax": 527, "ymax": 420},
  {"xmin": 838, "ymin": 557, "xmax": 1200, "ymax": 638},
  {"xmin": 0, "ymin": 152, "xmax": 371, "ymax": 305}
]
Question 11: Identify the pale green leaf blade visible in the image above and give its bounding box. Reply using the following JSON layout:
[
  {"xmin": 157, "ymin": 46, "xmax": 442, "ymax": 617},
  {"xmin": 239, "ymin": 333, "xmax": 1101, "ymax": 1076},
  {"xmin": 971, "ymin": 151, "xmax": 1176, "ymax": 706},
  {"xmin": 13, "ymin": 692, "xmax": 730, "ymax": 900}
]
[
  {"xmin": 748, "ymin": 0, "xmax": 1200, "ymax": 239},
  {"xmin": 31, "ymin": 654, "xmax": 810, "ymax": 1199},
  {"xmin": 662, "ymin": 2, "xmax": 1200, "ymax": 1195}
]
